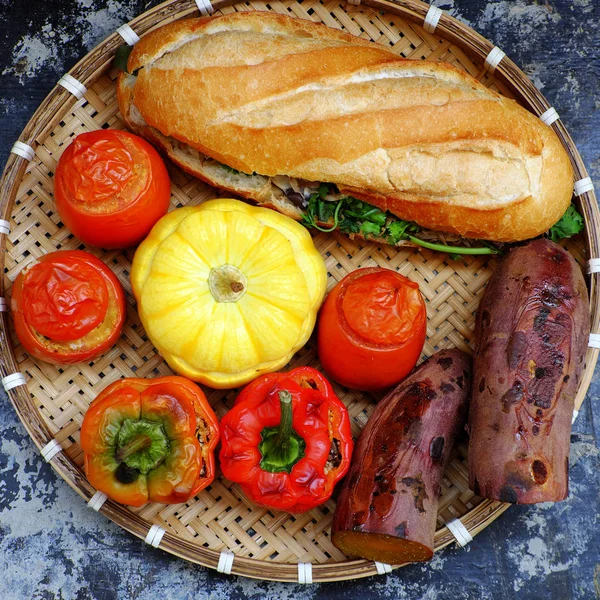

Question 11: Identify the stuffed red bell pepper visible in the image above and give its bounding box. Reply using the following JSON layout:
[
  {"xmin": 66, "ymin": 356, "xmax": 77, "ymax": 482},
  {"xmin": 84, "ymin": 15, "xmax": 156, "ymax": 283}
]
[
  {"xmin": 80, "ymin": 376, "xmax": 219, "ymax": 507},
  {"xmin": 219, "ymin": 367, "xmax": 353, "ymax": 513}
]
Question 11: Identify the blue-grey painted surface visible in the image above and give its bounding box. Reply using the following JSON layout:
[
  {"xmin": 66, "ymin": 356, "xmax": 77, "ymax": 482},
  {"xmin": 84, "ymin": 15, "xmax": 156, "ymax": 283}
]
[{"xmin": 1, "ymin": 1, "xmax": 599, "ymax": 598}]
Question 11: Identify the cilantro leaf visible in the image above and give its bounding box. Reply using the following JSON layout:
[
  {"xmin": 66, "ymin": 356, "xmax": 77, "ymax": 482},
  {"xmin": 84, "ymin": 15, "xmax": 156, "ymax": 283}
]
[
  {"xmin": 317, "ymin": 199, "xmax": 336, "ymax": 223},
  {"xmin": 548, "ymin": 204, "xmax": 584, "ymax": 242},
  {"xmin": 343, "ymin": 197, "xmax": 387, "ymax": 226},
  {"xmin": 385, "ymin": 220, "xmax": 420, "ymax": 245},
  {"xmin": 317, "ymin": 183, "xmax": 330, "ymax": 198},
  {"xmin": 114, "ymin": 44, "xmax": 134, "ymax": 73},
  {"xmin": 360, "ymin": 221, "xmax": 382, "ymax": 238},
  {"xmin": 338, "ymin": 218, "xmax": 360, "ymax": 234}
]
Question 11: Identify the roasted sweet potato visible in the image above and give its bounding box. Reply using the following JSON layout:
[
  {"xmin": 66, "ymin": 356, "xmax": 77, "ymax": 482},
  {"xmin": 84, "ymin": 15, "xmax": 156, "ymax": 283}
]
[
  {"xmin": 332, "ymin": 349, "xmax": 471, "ymax": 563},
  {"xmin": 469, "ymin": 239, "xmax": 589, "ymax": 504}
]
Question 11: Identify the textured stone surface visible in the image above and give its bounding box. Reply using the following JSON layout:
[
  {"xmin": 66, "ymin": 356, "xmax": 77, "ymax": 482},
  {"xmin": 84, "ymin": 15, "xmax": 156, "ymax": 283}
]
[{"xmin": 0, "ymin": 1, "xmax": 599, "ymax": 598}]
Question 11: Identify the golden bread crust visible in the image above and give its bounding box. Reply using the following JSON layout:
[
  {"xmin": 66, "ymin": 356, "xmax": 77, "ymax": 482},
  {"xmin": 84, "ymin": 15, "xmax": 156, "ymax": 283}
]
[{"xmin": 117, "ymin": 12, "xmax": 573, "ymax": 242}]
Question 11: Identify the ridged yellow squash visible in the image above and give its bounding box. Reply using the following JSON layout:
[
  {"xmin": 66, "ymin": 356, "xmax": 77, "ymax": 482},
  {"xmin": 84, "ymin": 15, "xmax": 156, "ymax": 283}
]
[{"xmin": 131, "ymin": 199, "xmax": 327, "ymax": 388}]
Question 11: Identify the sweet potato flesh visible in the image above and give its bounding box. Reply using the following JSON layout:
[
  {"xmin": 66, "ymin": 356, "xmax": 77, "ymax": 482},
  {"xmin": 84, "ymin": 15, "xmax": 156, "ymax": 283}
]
[{"xmin": 332, "ymin": 531, "xmax": 433, "ymax": 563}]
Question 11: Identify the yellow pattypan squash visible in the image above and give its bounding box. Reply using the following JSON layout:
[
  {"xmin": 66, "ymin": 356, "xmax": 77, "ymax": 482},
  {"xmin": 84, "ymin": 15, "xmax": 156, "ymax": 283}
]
[{"xmin": 131, "ymin": 199, "xmax": 327, "ymax": 388}]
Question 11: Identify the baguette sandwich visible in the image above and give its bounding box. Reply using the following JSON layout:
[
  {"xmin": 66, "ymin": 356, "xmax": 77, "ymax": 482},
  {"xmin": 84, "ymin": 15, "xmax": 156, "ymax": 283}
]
[{"xmin": 116, "ymin": 12, "xmax": 575, "ymax": 247}]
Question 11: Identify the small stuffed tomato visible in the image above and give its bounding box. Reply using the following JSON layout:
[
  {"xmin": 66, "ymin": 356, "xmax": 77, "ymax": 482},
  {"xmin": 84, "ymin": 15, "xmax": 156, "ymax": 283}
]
[
  {"xmin": 11, "ymin": 250, "xmax": 126, "ymax": 364},
  {"xmin": 318, "ymin": 267, "xmax": 426, "ymax": 391},
  {"xmin": 54, "ymin": 129, "xmax": 170, "ymax": 249}
]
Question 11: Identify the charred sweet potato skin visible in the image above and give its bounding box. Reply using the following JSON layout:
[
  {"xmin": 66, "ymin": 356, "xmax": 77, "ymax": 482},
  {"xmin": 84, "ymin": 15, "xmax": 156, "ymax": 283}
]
[
  {"xmin": 469, "ymin": 239, "xmax": 589, "ymax": 504},
  {"xmin": 332, "ymin": 349, "xmax": 471, "ymax": 563}
]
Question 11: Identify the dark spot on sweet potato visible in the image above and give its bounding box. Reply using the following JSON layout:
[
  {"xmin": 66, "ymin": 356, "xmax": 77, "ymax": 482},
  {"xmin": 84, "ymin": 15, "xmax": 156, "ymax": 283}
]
[
  {"xmin": 501, "ymin": 381, "xmax": 524, "ymax": 413},
  {"xmin": 535, "ymin": 367, "xmax": 546, "ymax": 379},
  {"xmin": 534, "ymin": 395, "xmax": 552, "ymax": 410},
  {"xmin": 440, "ymin": 382, "xmax": 455, "ymax": 394},
  {"xmin": 374, "ymin": 474, "xmax": 383, "ymax": 482},
  {"xmin": 400, "ymin": 475, "xmax": 429, "ymax": 513},
  {"xmin": 369, "ymin": 504, "xmax": 375, "ymax": 512},
  {"xmin": 479, "ymin": 378, "xmax": 486, "ymax": 393},
  {"xmin": 533, "ymin": 307, "xmax": 550, "ymax": 332},
  {"xmin": 390, "ymin": 489, "xmax": 397, "ymax": 495},
  {"xmin": 490, "ymin": 423, "xmax": 500, "ymax": 432},
  {"xmin": 352, "ymin": 511, "xmax": 367, "ymax": 528},
  {"xmin": 563, "ymin": 375, "xmax": 570, "ymax": 383},
  {"xmin": 550, "ymin": 250, "xmax": 566, "ymax": 263},
  {"xmin": 531, "ymin": 460, "xmax": 548, "ymax": 485},
  {"xmin": 536, "ymin": 409, "xmax": 543, "ymax": 417},
  {"xmin": 532, "ymin": 425, "xmax": 540, "ymax": 436},
  {"xmin": 507, "ymin": 331, "xmax": 528, "ymax": 369},
  {"xmin": 456, "ymin": 376, "xmax": 464, "ymax": 389},
  {"xmin": 395, "ymin": 522, "xmax": 407, "ymax": 538},
  {"xmin": 480, "ymin": 309, "xmax": 490, "ymax": 330},
  {"xmin": 437, "ymin": 357, "xmax": 453, "ymax": 371},
  {"xmin": 499, "ymin": 377, "xmax": 505, "ymax": 384},
  {"xmin": 429, "ymin": 437, "xmax": 445, "ymax": 461},
  {"xmin": 540, "ymin": 285, "xmax": 562, "ymax": 307},
  {"xmin": 499, "ymin": 485, "xmax": 519, "ymax": 503}
]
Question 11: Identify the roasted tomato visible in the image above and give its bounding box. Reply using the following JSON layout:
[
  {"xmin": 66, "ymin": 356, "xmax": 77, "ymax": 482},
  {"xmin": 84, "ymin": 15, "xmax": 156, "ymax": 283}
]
[
  {"xmin": 317, "ymin": 267, "xmax": 427, "ymax": 391},
  {"xmin": 11, "ymin": 250, "xmax": 126, "ymax": 364},
  {"xmin": 54, "ymin": 129, "xmax": 171, "ymax": 249}
]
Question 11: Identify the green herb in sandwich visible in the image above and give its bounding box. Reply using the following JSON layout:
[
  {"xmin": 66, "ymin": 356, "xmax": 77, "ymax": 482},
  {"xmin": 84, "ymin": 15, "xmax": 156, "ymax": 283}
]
[
  {"xmin": 302, "ymin": 191, "xmax": 499, "ymax": 255},
  {"xmin": 114, "ymin": 44, "xmax": 134, "ymax": 74},
  {"xmin": 547, "ymin": 204, "xmax": 584, "ymax": 242}
]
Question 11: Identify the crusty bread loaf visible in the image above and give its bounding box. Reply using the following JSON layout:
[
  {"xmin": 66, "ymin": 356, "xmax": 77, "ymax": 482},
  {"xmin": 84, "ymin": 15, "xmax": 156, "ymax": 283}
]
[{"xmin": 117, "ymin": 12, "xmax": 574, "ymax": 242}]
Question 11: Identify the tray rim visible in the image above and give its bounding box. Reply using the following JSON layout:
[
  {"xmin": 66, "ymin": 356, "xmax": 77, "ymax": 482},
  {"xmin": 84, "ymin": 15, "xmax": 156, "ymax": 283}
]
[{"xmin": 0, "ymin": 0, "xmax": 597, "ymax": 583}]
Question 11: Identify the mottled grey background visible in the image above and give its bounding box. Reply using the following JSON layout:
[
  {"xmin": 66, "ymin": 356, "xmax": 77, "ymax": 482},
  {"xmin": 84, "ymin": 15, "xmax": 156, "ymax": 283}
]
[{"xmin": 1, "ymin": 1, "xmax": 599, "ymax": 599}]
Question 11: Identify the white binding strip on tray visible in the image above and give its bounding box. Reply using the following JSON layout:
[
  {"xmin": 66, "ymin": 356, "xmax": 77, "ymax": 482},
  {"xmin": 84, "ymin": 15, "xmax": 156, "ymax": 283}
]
[
  {"xmin": 41, "ymin": 439, "xmax": 63, "ymax": 462},
  {"xmin": 0, "ymin": 297, "xmax": 8, "ymax": 312},
  {"xmin": 11, "ymin": 141, "xmax": 35, "ymax": 161},
  {"xmin": 445, "ymin": 518, "xmax": 473, "ymax": 547},
  {"xmin": 2, "ymin": 372, "xmax": 26, "ymax": 391},
  {"xmin": 145, "ymin": 525, "xmax": 166, "ymax": 548},
  {"xmin": 88, "ymin": 491, "xmax": 108, "ymax": 511},
  {"xmin": 298, "ymin": 562, "xmax": 313, "ymax": 584},
  {"xmin": 572, "ymin": 410, "xmax": 579, "ymax": 424},
  {"xmin": 195, "ymin": 0, "xmax": 214, "ymax": 16},
  {"xmin": 424, "ymin": 5, "xmax": 443, "ymax": 34},
  {"xmin": 574, "ymin": 177, "xmax": 594, "ymax": 196},
  {"xmin": 217, "ymin": 550, "xmax": 235, "ymax": 575},
  {"xmin": 375, "ymin": 561, "xmax": 393, "ymax": 575},
  {"xmin": 57, "ymin": 73, "xmax": 87, "ymax": 100},
  {"xmin": 586, "ymin": 259, "xmax": 600, "ymax": 274},
  {"xmin": 0, "ymin": 220, "xmax": 10, "ymax": 235},
  {"xmin": 589, "ymin": 333, "xmax": 600, "ymax": 349},
  {"xmin": 484, "ymin": 46, "xmax": 506, "ymax": 73},
  {"xmin": 116, "ymin": 24, "xmax": 140, "ymax": 46},
  {"xmin": 539, "ymin": 107, "xmax": 560, "ymax": 126}
]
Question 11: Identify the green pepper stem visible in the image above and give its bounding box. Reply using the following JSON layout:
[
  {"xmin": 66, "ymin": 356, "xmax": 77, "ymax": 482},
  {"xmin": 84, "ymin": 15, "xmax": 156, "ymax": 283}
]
[
  {"xmin": 407, "ymin": 235, "xmax": 500, "ymax": 255},
  {"xmin": 258, "ymin": 390, "xmax": 306, "ymax": 473},
  {"xmin": 115, "ymin": 434, "xmax": 152, "ymax": 463},
  {"xmin": 274, "ymin": 390, "xmax": 293, "ymax": 450}
]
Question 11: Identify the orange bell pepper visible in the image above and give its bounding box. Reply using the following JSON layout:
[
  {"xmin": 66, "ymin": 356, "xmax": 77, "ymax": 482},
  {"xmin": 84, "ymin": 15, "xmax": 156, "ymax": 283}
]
[{"xmin": 80, "ymin": 376, "xmax": 219, "ymax": 507}]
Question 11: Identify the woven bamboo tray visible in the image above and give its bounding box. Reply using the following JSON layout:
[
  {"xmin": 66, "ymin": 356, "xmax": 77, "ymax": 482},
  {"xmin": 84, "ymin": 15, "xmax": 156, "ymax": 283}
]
[{"xmin": 1, "ymin": 0, "xmax": 598, "ymax": 583}]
